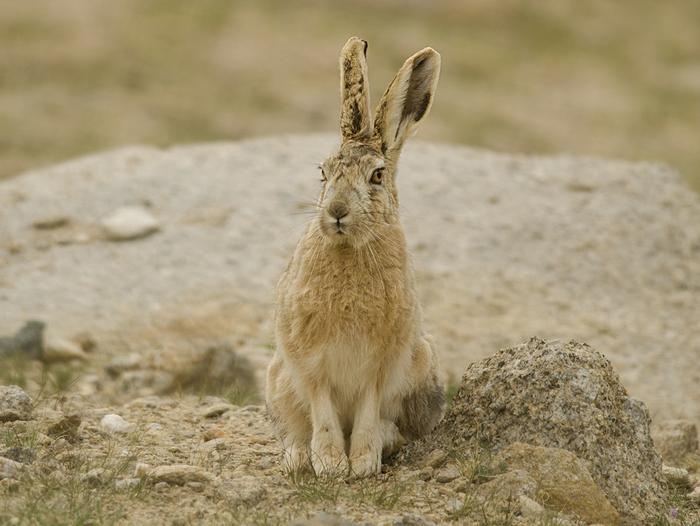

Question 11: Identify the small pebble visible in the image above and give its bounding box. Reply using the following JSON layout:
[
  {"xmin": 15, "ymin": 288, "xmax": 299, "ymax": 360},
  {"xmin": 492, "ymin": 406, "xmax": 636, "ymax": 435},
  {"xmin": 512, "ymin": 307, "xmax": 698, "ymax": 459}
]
[
  {"xmin": 101, "ymin": 206, "xmax": 159, "ymax": 241},
  {"xmin": 100, "ymin": 414, "xmax": 134, "ymax": 434},
  {"xmin": 435, "ymin": 463, "xmax": 460, "ymax": 483},
  {"xmin": 115, "ymin": 478, "xmax": 141, "ymax": 490},
  {"xmin": 32, "ymin": 216, "xmax": 70, "ymax": 230}
]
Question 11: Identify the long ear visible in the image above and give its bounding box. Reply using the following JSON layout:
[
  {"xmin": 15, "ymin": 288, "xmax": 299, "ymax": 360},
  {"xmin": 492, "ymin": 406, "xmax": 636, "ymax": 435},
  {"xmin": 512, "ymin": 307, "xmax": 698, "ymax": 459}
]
[
  {"xmin": 373, "ymin": 47, "xmax": 440, "ymax": 157},
  {"xmin": 339, "ymin": 37, "xmax": 372, "ymax": 141}
]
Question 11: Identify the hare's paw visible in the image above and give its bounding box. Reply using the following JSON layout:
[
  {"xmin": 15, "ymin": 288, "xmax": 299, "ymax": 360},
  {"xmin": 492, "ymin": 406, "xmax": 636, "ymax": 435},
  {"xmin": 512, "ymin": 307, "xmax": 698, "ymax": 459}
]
[
  {"xmin": 310, "ymin": 435, "xmax": 348, "ymax": 477},
  {"xmin": 283, "ymin": 444, "xmax": 310, "ymax": 473},
  {"xmin": 349, "ymin": 430, "xmax": 382, "ymax": 478},
  {"xmin": 310, "ymin": 448, "xmax": 348, "ymax": 477}
]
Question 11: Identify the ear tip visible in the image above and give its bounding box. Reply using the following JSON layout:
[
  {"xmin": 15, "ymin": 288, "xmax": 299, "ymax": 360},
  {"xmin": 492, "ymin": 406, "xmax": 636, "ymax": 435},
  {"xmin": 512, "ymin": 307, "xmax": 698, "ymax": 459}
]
[{"xmin": 343, "ymin": 36, "xmax": 368, "ymax": 51}]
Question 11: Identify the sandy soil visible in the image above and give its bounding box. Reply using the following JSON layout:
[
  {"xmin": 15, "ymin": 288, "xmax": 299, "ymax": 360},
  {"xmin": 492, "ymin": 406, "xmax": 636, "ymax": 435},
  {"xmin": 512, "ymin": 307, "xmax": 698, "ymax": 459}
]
[{"xmin": 1, "ymin": 135, "xmax": 699, "ymax": 423}]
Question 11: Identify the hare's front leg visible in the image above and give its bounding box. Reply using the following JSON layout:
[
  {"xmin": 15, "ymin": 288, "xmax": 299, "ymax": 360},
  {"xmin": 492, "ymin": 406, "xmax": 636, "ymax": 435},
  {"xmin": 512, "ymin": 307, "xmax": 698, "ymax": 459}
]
[
  {"xmin": 349, "ymin": 388, "xmax": 382, "ymax": 478},
  {"xmin": 309, "ymin": 387, "xmax": 348, "ymax": 476}
]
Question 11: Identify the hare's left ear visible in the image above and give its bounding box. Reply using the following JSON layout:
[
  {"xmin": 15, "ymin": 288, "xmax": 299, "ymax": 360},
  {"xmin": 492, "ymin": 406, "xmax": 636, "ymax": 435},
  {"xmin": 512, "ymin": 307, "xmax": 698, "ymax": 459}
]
[
  {"xmin": 373, "ymin": 48, "xmax": 440, "ymax": 158},
  {"xmin": 339, "ymin": 37, "xmax": 372, "ymax": 141}
]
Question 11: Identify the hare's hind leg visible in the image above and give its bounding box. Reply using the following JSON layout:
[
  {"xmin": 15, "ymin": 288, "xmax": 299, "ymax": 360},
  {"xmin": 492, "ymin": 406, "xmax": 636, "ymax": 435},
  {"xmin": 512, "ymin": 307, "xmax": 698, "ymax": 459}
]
[
  {"xmin": 397, "ymin": 338, "xmax": 445, "ymax": 440},
  {"xmin": 380, "ymin": 419, "xmax": 406, "ymax": 458},
  {"xmin": 266, "ymin": 356, "xmax": 312, "ymax": 473}
]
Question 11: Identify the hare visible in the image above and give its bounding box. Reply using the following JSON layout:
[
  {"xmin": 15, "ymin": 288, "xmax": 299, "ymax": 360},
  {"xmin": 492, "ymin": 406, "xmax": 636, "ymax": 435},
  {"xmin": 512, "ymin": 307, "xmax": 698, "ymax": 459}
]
[{"xmin": 266, "ymin": 37, "xmax": 444, "ymax": 478}]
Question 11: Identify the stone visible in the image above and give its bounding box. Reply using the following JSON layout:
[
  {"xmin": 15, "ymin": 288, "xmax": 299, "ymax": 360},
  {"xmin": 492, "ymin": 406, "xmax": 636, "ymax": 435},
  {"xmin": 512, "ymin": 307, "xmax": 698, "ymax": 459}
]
[
  {"xmin": 687, "ymin": 487, "xmax": 700, "ymax": 504},
  {"xmin": 0, "ymin": 321, "xmax": 44, "ymax": 360},
  {"xmin": 423, "ymin": 449, "xmax": 448, "ymax": 469},
  {"xmin": 216, "ymin": 475, "xmax": 266, "ymax": 505},
  {"xmin": 100, "ymin": 413, "xmax": 134, "ymax": 434},
  {"xmin": 393, "ymin": 515, "xmax": 437, "ymax": 526},
  {"xmin": 47, "ymin": 414, "xmax": 82, "ymax": 443},
  {"xmin": 430, "ymin": 338, "xmax": 667, "ymax": 523},
  {"xmin": 201, "ymin": 403, "xmax": 236, "ymax": 418},
  {"xmin": 0, "ymin": 457, "xmax": 22, "ymax": 480},
  {"xmin": 662, "ymin": 465, "xmax": 691, "ymax": 489},
  {"xmin": 1, "ymin": 447, "xmax": 36, "ymax": 464},
  {"xmin": 518, "ymin": 495, "xmax": 545, "ymax": 518},
  {"xmin": 291, "ymin": 513, "xmax": 359, "ymax": 526},
  {"xmin": 43, "ymin": 337, "xmax": 88, "ymax": 362},
  {"xmin": 32, "ymin": 215, "xmax": 70, "ymax": 229},
  {"xmin": 145, "ymin": 464, "xmax": 214, "ymax": 485},
  {"xmin": 476, "ymin": 469, "xmax": 537, "ymax": 502},
  {"xmin": 105, "ymin": 353, "xmax": 142, "ymax": 377},
  {"xmin": 496, "ymin": 443, "xmax": 620, "ymax": 525},
  {"xmin": 652, "ymin": 420, "xmax": 698, "ymax": 465},
  {"xmin": 72, "ymin": 332, "xmax": 97, "ymax": 353},
  {"xmin": 0, "ymin": 385, "xmax": 33, "ymax": 422},
  {"xmin": 101, "ymin": 206, "xmax": 159, "ymax": 241},
  {"xmin": 434, "ymin": 464, "xmax": 460, "ymax": 483}
]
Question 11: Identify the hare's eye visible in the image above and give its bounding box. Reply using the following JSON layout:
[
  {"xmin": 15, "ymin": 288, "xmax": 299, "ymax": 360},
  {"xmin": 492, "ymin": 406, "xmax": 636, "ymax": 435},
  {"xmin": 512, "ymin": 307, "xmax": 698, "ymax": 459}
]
[
  {"xmin": 370, "ymin": 167, "xmax": 384, "ymax": 185},
  {"xmin": 319, "ymin": 166, "xmax": 327, "ymax": 182}
]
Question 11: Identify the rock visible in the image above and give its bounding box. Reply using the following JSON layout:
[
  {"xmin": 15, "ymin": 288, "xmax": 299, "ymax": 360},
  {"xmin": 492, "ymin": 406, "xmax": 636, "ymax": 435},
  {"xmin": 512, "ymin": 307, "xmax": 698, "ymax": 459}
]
[
  {"xmin": 186, "ymin": 481, "xmax": 204, "ymax": 492},
  {"xmin": 688, "ymin": 487, "xmax": 700, "ymax": 503},
  {"xmin": 71, "ymin": 332, "xmax": 97, "ymax": 353},
  {"xmin": 100, "ymin": 413, "xmax": 134, "ymax": 434},
  {"xmin": 417, "ymin": 467, "xmax": 432, "ymax": 481},
  {"xmin": 43, "ymin": 337, "xmax": 88, "ymax": 362},
  {"xmin": 496, "ymin": 443, "xmax": 620, "ymax": 525},
  {"xmin": 101, "ymin": 206, "xmax": 159, "ymax": 241},
  {"xmin": 32, "ymin": 215, "xmax": 70, "ymax": 230},
  {"xmin": 201, "ymin": 403, "xmax": 236, "ymax": 418},
  {"xmin": 1, "ymin": 447, "xmax": 36, "ymax": 464},
  {"xmin": 167, "ymin": 343, "xmax": 258, "ymax": 400},
  {"xmin": 431, "ymin": 338, "xmax": 667, "ymax": 523},
  {"xmin": 145, "ymin": 465, "xmax": 214, "ymax": 485},
  {"xmin": 434, "ymin": 464, "xmax": 460, "ymax": 483},
  {"xmin": 662, "ymin": 465, "xmax": 691, "ymax": 489},
  {"xmin": 216, "ymin": 476, "xmax": 266, "ymax": 505},
  {"xmin": 105, "ymin": 353, "xmax": 142, "ymax": 377},
  {"xmin": 0, "ymin": 321, "xmax": 44, "ymax": 360},
  {"xmin": 0, "ymin": 457, "xmax": 22, "ymax": 480},
  {"xmin": 652, "ymin": 420, "xmax": 698, "ymax": 465},
  {"xmin": 0, "ymin": 385, "xmax": 33, "ymax": 422},
  {"xmin": 47, "ymin": 414, "xmax": 82, "ymax": 443},
  {"xmin": 518, "ymin": 495, "xmax": 545, "ymax": 519},
  {"xmin": 134, "ymin": 463, "xmax": 151, "ymax": 477},
  {"xmin": 423, "ymin": 449, "xmax": 448, "ymax": 469},
  {"xmin": 476, "ymin": 469, "xmax": 537, "ymax": 502},
  {"xmin": 154, "ymin": 481, "xmax": 169, "ymax": 492}
]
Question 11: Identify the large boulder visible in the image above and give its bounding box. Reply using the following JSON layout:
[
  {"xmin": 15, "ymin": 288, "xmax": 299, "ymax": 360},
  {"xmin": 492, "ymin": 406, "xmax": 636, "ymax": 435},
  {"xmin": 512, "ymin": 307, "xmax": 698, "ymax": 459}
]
[{"xmin": 432, "ymin": 337, "xmax": 667, "ymax": 524}]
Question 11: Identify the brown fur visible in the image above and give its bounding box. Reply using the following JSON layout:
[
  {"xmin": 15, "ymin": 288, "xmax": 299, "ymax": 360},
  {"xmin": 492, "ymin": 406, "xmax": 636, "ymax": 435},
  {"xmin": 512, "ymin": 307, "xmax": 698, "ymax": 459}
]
[{"xmin": 266, "ymin": 37, "xmax": 443, "ymax": 478}]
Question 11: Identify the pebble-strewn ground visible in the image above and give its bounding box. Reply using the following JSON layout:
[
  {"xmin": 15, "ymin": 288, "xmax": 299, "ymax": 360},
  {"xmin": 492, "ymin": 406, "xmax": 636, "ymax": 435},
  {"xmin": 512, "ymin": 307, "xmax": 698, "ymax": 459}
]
[{"xmin": 1, "ymin": 136, "xmax": 700, "ymax": 524}]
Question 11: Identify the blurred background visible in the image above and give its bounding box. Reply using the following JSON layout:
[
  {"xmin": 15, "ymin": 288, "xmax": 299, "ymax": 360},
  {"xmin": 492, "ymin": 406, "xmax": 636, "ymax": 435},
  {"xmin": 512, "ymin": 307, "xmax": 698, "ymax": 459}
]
[{"xmin": 1, "ymin": 0, "xmax": 699, "ymax": 190}]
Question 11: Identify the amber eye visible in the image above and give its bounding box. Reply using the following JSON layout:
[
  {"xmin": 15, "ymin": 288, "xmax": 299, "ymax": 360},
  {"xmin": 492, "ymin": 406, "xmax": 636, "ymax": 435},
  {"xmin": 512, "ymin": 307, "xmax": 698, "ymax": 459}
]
[{"xmin": 370, "ymin": 167, "xmax": 384, "ymax": 185}]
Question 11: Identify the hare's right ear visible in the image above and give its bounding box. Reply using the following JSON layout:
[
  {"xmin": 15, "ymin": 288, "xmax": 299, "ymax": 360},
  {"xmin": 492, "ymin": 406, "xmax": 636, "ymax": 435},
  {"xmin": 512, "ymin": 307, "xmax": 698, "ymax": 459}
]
[
  {"xmin": 339, "ymin": 37, "xmax": 372, "ymax": 141},
  {"xmin": 372, "ymin": 48, "xmax": 440, "ymax": 159}
]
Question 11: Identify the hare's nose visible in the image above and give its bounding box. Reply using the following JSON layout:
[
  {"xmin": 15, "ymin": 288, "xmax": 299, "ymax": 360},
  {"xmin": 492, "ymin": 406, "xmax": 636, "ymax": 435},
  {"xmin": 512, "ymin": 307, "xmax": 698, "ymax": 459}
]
[{"xmin": 327, "ymin": 202, "xmax": 349, "ymax": 221}]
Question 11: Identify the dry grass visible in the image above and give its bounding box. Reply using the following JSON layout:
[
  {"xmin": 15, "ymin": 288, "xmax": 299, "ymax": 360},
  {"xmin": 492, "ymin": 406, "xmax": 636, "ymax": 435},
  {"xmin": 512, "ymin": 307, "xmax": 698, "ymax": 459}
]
[{"xmin": 0, "ymin": 0, "xmax": 698, "ymax": 190}]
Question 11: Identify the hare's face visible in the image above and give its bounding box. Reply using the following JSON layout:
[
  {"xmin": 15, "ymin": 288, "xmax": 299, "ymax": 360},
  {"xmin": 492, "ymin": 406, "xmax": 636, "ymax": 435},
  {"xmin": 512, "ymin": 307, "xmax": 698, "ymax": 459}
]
[
  {"xmin": 312, "ymin": 36, "xmax": 440, "ymax": 248},
  {"xmin": 317, "ymin": 142, "xmax": 398, "ymax": 246}
]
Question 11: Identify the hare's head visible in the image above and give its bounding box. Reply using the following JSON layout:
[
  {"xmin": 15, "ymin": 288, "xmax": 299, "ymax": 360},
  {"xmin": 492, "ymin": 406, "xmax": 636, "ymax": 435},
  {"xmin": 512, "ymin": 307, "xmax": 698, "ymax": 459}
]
[{"xmin": 316, "ymin": 37, "xmax": 440, "ymax": 246}]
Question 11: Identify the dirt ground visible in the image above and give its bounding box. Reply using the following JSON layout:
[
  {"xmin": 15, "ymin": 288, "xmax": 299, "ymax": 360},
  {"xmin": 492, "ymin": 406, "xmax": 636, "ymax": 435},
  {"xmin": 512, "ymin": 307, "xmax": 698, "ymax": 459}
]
[{"xmin": 1, "ymin": 1, "xmax": 699, "ymax": 191}]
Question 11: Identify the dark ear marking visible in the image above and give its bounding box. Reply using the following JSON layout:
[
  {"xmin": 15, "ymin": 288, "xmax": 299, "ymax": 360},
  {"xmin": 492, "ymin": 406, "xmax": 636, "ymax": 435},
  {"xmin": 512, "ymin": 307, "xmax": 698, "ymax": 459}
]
[
  {"xmin": 351, "ymin": 100, "xmax": 363, "ymax": 134},
  {"xmin": 362, "ymin": 40, "xmax": 368, "ymax": 57}
]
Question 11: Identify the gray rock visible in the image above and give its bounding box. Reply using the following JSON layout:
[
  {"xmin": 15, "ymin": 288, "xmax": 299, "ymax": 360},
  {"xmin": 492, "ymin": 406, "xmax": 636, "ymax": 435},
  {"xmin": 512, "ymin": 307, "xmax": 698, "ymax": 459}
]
[
  {"xmin": 145, "ymin": 464, "xmax": 214, "ymax": 485},
  {"xmin": 434, "ymin": 464, "xmax": 460, "ymax": 483},
  {"xmin": 428, "ymin": 338, "xmax": 667, "ymax": 524},
  {"xmin": 0, "ymin": 385, "xmax": 33, "ymax": 422},
  {"xmin": 115, "ymin": 477, "xmax": 141, "ymax": 490},
  {"xmin": 0, "ymin": 321, "xmax": 44, "ymax": 360},
  {"xmin": 216, "ymin": 475, "xmax": 266, "ymax": 505},
  {"xmin": 662, "ymin": 465, "xmax": 691, "ymax": 489},
  {"xmin": 0, "ymin": 456, "xmax": 22, "ymax": 480},
  {"xmin": 101, "ymin": 206, "xmax": 159, "ymax": 241}
]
